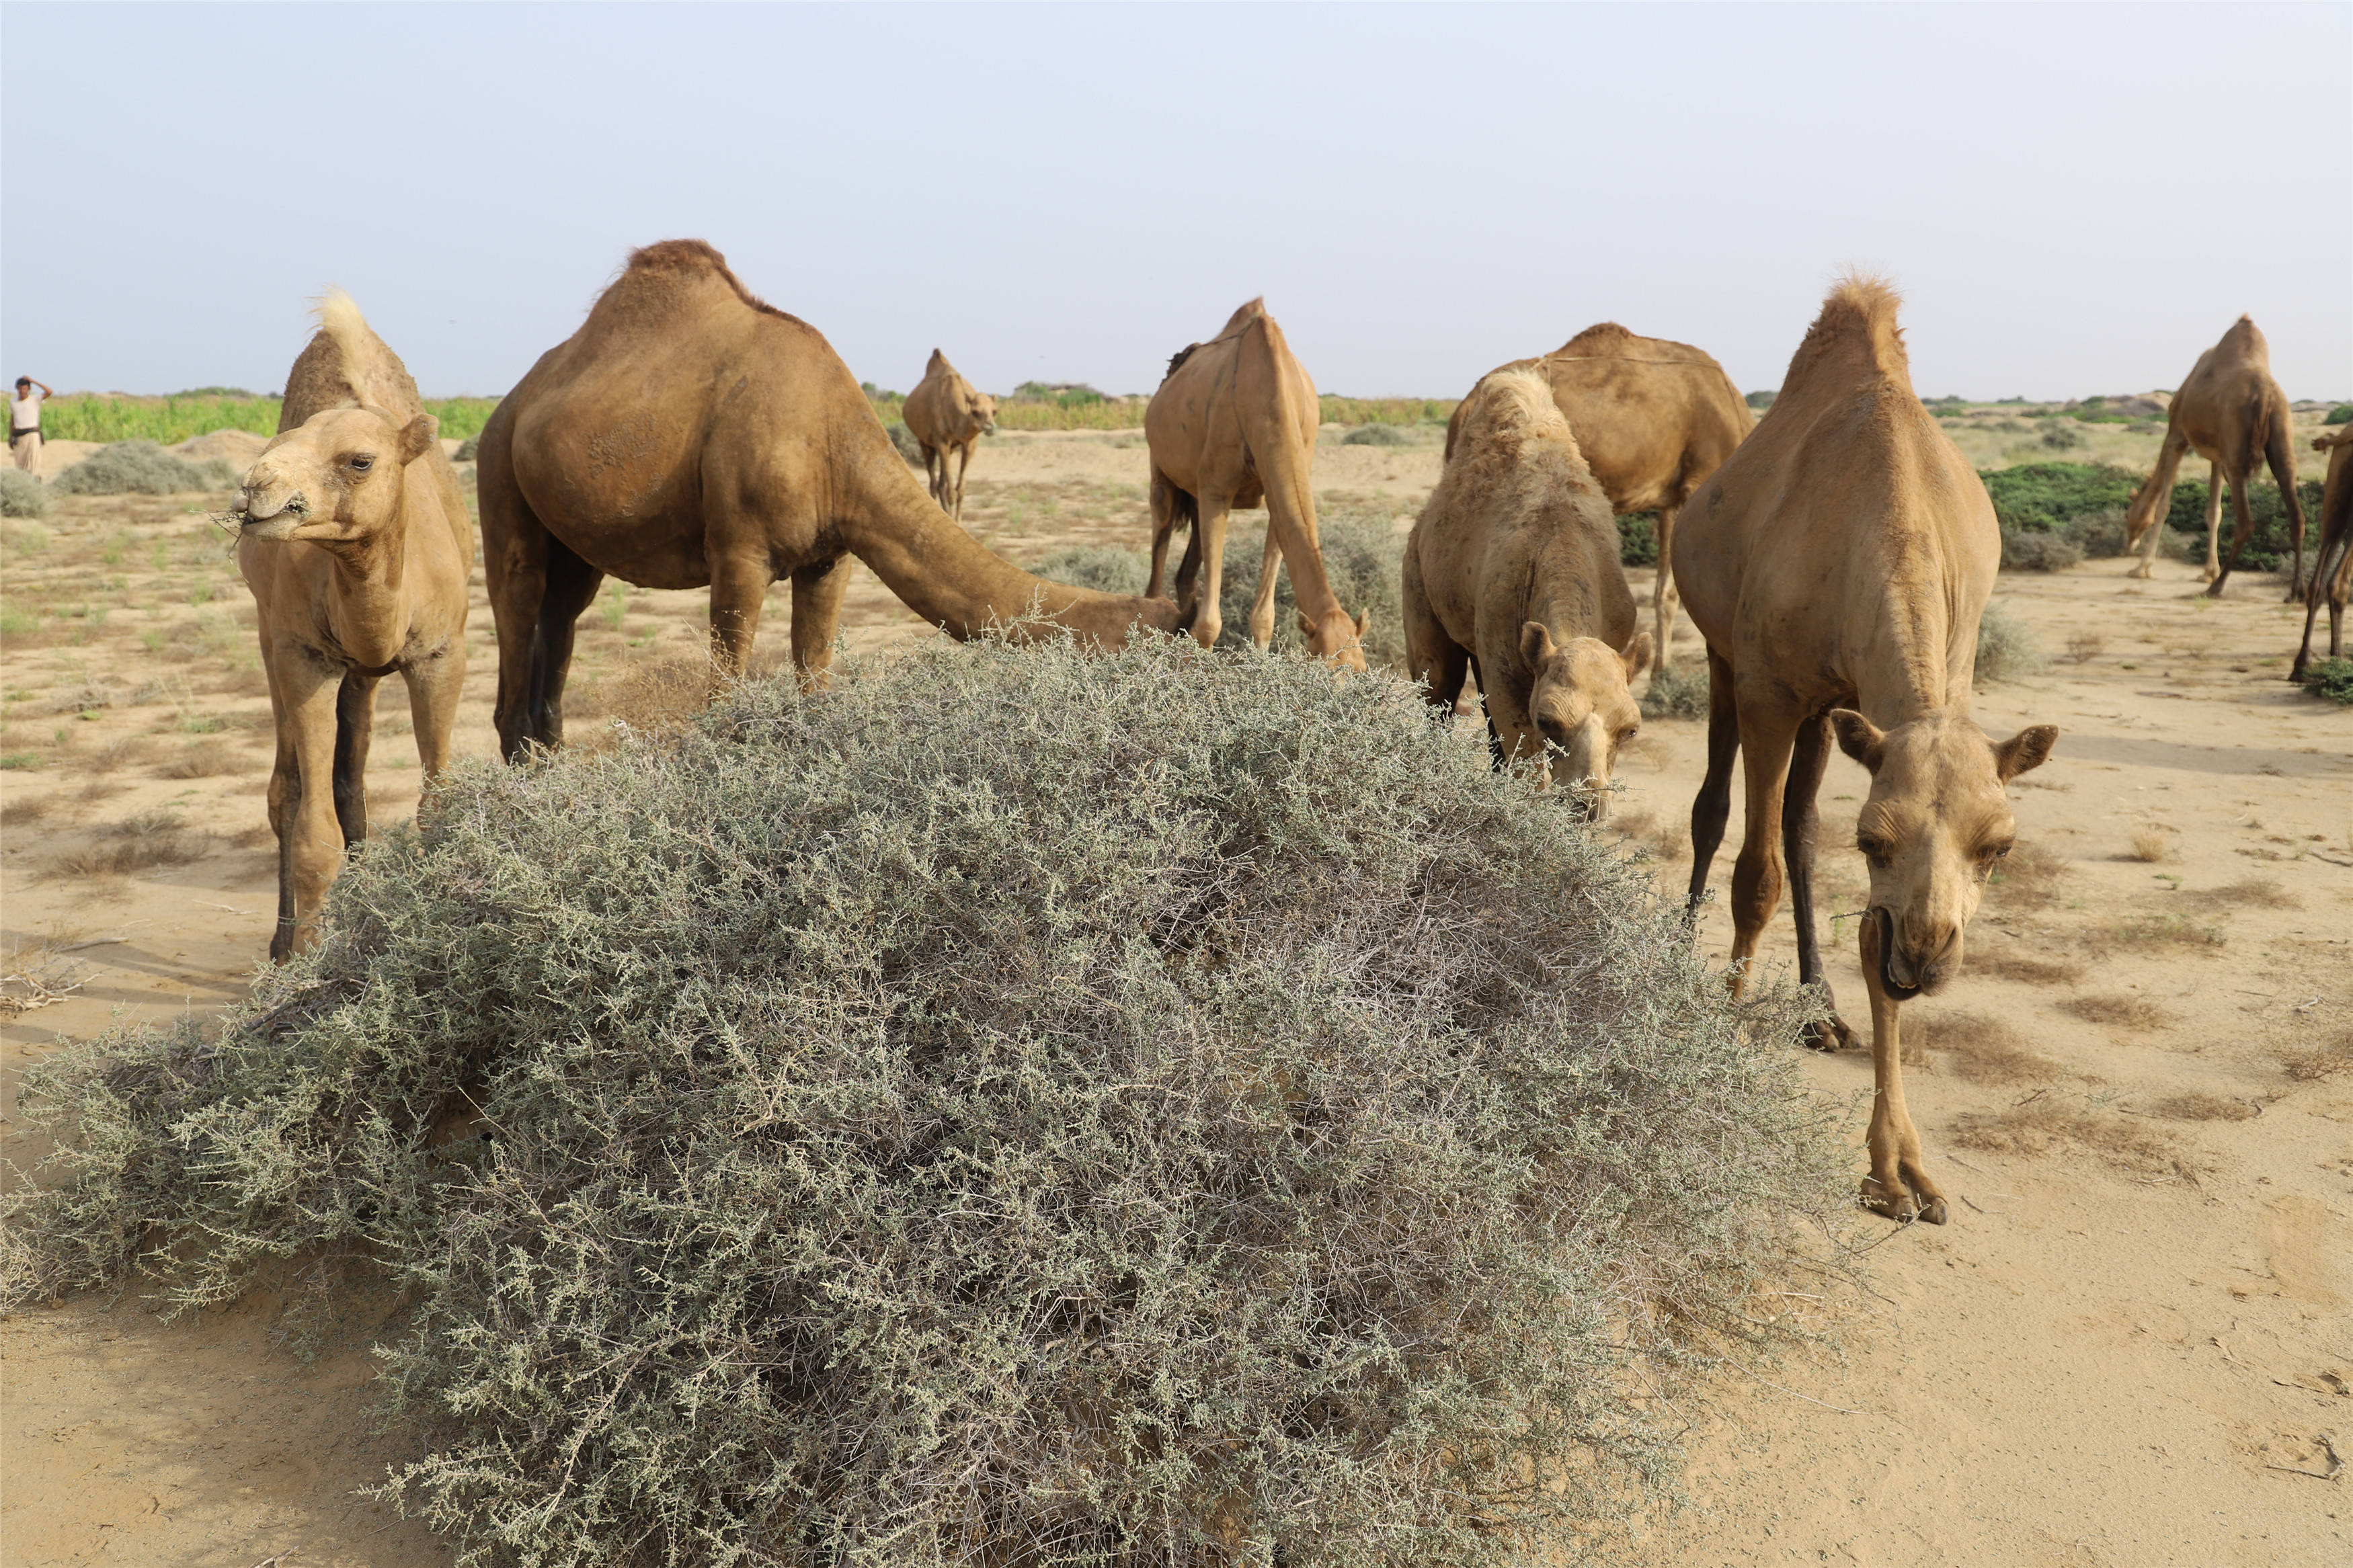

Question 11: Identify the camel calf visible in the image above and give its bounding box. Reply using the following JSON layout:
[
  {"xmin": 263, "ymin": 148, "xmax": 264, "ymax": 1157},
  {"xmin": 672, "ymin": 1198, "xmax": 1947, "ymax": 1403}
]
[
  {"xmin": 2123, "ymin": 316, "xmax": 2306, "ymax": 599},
  {"xmin": 902, "ymin": 349, "xmax": 997, "ymax": 522},
  {"xmin": 2290, "ymin": 425, "xmax": 2353, "ymax": 681},
  {"xmin": 1404, "ymin": 370, "xmax": 1652, "ymax": 815},
  {"xmin": 1675, "ymin": 278, "xmax": 2059, "ymax": 1225},
  {"xmin": 235, "ymin": 294, "xmax": 473, "ymax": 959}
]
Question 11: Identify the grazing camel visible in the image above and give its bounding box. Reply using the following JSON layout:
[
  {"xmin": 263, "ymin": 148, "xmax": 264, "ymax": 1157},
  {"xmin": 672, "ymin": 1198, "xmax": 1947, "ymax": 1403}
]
[
  {"xmin": 1144, "ymin": 299, "xmax": 1369, "ymax": 668},
  {"xmin": 2122, "ymin": 317, "xmax": 2306, "ymax": 598},
  {"xmin": 2289, "ymin": 424, "xmax": 2353, "ymax": 681},
  {"xmin": 1446, "ymin": 323, "xmax": 1751, "ymax": 673},
  {"xmin": 477, "ymin": 240, "xmax": 1181, "ymax": 758},
  {"xmin": 234, "ymin": 294, "xmax": 472, "ymax": 960},
  {"xmin": 1675, "ymin": 278, "xmax": 2060, "ymax": 1225},
  {"xmin": 902, "ymin": 349, "xmax": 998, "ymax": 522},
  {"xmin": 1403, "ymin": 370, "xmax": 1652, "ymax": 816}
]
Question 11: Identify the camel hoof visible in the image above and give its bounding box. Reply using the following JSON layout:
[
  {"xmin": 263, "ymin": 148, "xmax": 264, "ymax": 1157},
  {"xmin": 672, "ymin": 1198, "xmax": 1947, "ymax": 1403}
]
[
  {"xmin": 2203, "ymin": 582, "xmax": 2227, "ymax": 600},
  {"xmin": 1801, "ymin": 1015, "xmax": 1856, "ymax": 1053},
  {"xmin": 1859, "ymin": 1178, "xmax": 1915, "ymax": 1223},
  {"xmin": 1917, "ymin": 1196, "xmax": 1950, "ymax": 1226}
]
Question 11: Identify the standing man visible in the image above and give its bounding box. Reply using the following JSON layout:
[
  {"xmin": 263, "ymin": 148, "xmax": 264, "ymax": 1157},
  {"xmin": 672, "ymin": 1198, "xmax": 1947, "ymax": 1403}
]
[{"xmin": 10, "ymin": 376, "xmax": 52, "ymax": 474}]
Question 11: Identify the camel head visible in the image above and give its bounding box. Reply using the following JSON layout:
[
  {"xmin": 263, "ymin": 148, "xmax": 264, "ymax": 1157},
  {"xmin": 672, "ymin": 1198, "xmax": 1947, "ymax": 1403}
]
[
  {"xmin": 1295, "ymin": 606, "xmax": 1373, "ymax": 673},
  {"xmin": 1520, "ymin": 622, "xmax": 1652, "ymax": 818},
  {"xmin": 965, "ymin": 386, "xmax": 1000, "ymax": 438},
  {"xmin": 1830, "ymin": 708, "xmax": 2059, "ymax": 999},
  {"xmin": 236, "ymin": 405, "xmax": 436, "ymax": 545}
]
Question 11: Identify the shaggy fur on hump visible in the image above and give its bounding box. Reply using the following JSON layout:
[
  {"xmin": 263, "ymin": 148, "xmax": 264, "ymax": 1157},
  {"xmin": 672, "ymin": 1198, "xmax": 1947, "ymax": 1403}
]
[
  {"xmin": 1459, "ymin": 367, "xmax": 1590, "ymax": 469},
  {"xmin": 1783, "ymin": 272, "xmax": 1911, "ymax": 390},
  {"xmin": 623, "ymin": 238, "xmax": 803, "ymax": 326},
  {"xmin": 304, "ymin": 290, "xmax": 427, "ymax": 422},
  {"xmin": 1163, "ymin": 297, "xmax": 1268, "ymax": 383}
]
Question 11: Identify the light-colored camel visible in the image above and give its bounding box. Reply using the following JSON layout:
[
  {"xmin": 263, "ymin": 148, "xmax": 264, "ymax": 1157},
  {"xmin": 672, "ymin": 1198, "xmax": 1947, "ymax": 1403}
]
[
  {"xmin": 1144, "ymin": 299, "xmax": 1368, "ymax": 668},
  {"xmin": 1674, "ymin": 278, "xmax": 2060, "ymax": 1225},
  {"xmin": 1403, "ymin": 369, "xmax": 1652, "ymax": 816},
  {"xmin": 2290, "ymin": 424, "xmax": 2353, "ymax": 681},
  {"xmin": 902, "ymin": 349, "xmax": 998, "ymax": 522},
  {"xmin": 477, "ymin": 240, "xmax": 1181, "ymax": 758},
  {"xmin": 1446, "ymin": 323, "xmax": 1751, "ymax": 673},
  {"xmin": 2122, "ymin": 316, "xmax": 2307, "ymax": 598},
  {"xmin": 234, "ymin": 294, "xmax": 473, "ymax": 960}
]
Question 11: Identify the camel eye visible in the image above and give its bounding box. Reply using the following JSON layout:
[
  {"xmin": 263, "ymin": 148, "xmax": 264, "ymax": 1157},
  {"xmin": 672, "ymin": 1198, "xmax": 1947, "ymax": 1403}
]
[
  {"xmin": 1618, "ymin": 727, "xmax": 1638, "ymax": 746},
  {"xmin": 1857, "ymin": 833, "xmax": 1890, "ymax": 864},
  {"xmin": 349, "ymin": 454, "xmax": 374, "ymax": 472}
]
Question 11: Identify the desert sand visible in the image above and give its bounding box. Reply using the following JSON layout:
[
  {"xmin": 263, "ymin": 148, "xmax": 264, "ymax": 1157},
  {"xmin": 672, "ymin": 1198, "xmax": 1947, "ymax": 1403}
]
[{"xmin": 3, "ymin": 430, "xmax": 2346, "ymax": 1566}]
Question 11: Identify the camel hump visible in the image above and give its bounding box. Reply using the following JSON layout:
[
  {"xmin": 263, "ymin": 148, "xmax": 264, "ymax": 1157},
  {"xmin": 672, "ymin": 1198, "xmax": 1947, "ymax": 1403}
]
[
  {"xmin": 1220, "ymin": 297, "xmax": 1269, "ymax": 337},
  {"xmin": 1559, "ymin": 321, "xmax": 1634, "ymax": 356},
  {"xmin": 1464, "ymin": 368, "xmax": 1587, "ymax": 464},
  {"xmin": 926, "ymin": 348, "xmax": 953, "ymax": 378},
  {"xmin": 309, "ymin": 290, "xmax": 424, "ymax": 422},
  {"xmin": 616, "ymin": 237, "xmax": 801, "ymax": 326},
  {"xmin": 1796, "ymin": 272, "xmax": 1909, "ymax": 380},
  {"xmin": 2221, "ymin": 313, "xmax": 2269, "ymax": 360}
]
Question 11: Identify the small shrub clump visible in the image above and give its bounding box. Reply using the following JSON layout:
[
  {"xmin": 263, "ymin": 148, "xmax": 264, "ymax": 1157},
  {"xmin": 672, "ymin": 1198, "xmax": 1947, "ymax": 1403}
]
[
  {"xmin": 453, "ymin": 435, "xmax": 481, "ymax": 462},
  {"xmin": 2297, "ymin": 656, "xmax": 2353, "ymax": 706},
  {"xmin": 2161, "ymin": 476, "xmax": 2325, "ymax": 573},
  {"xmin": 1641, "ymin": 664, "xmax": 1710, "ymax": 719},
  {"xmin": 50, "ymin": 440, "xmax": 237, "ymax": 497},
  {"xmin": 1614, "ymin": 512, "xmax": 1662, "ymax": 568},
  {"xmin": 2324, "ymin": 403, "xmax": 2353, "ymax": 426},
  {"xmin": 1, "ymin": 468, "xmax": 50, "ymax": 519},
  {"xmin": 1035, "ymin": 544, "xmax": 1150, "ymax": 597},
  {"xmin": 1339, "ymin": 423, "xmax": 1410, "ymax": 447},
  {"xmin": 886, "ymin": 421, "xmax": 925, "ymax": 465},
  {"xmin": 1214, "ymin": 513, "xmax": 1408, "ymax": 673},
  {"xmin": 1974, "ymin": 602, "xmax": 2042, "ymax": 683},
  {"xmin": 5, "ymin": 632, "xmax": 1842, "ymax": 1568},
  {"xmin": 1984, "ymin": 464, "xmax": 2134, "ymax": 568}
]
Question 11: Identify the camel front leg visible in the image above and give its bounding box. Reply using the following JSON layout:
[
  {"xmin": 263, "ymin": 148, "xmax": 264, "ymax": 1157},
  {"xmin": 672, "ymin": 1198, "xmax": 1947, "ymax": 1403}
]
[
  {"xmin": 922, "ymin": 444, "xmax": 946, "ymax": 511},
  {"xmin": 1245, "ymin": 525, "xmax": 1283, "ymax": 649},
  {"xmin": 1782, "ymin": 711, "xmax": 1855, "ymax": 1050},
  {"xmin": 1401, "ymin": 546, "xmax": 1468, "ymax": 716},
  {"xmin": 1724, "ymin": 708, "xmax": 1798, "ymax": 996},
  {"xmin": 401, "ymin": 641, "xmax": 466, "ymax": 784},
  {"xmin": 708, "ymin": 551, "xmax": 773, "ymax": 675},
  {"xmin": 1651, "ymin": 505, "xmax": 1679, "ymax": 673},
  {"xmin": 1684, "ymin": 648, "xmax": 1739, "ymax": 921},
  {"xmin": 948, "ymin": 440, "xmax": 971, "ymax": 523},
  {"xmin": 789, "ymin": 554, "xmax": 855, "ymax": 690},
  {"xmin": 1179, "ymin": 491, "xmax": 1234, "ymax": 649},
  {"xmin": 2208, "ymin": 462, "xmax": 2260, "ymax": 598},
  {"xmin": 331, "ymin": 672, "xmax": 381, "ymax": 850},
  {"xmin": 1858, "ymin": 913, "xmax": 1949, "ymax": 1224},
  {"xmin": 268, "ymin": 649, "xmax": 348, "ymax": 962},
  {"xmin": 2199, "ymin": 460, "xmax": 2225, "ymax": 584},
  {"xmin": 2129, "ymin": 429, "xmax": 2190, "ymax": 579}
]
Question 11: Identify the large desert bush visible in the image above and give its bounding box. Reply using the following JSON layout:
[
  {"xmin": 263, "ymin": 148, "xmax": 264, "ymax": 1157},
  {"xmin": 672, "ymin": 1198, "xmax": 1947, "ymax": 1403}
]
[
  {"xmin": 6, "ymin": 632, "xmax": 1841, "ymax": 1568},
  {"xmin": 2159, "ymin": 475, "xmax": 2323, "ymax": 573},
  {"xmin": 49, "ymin": 439, "xmax": 237, "ymax": 495}
]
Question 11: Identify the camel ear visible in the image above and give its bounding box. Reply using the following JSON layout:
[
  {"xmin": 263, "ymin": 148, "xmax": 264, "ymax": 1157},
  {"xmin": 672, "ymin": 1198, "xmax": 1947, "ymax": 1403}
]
[
  {"xmin": 1620, "ymin": 630, "xmax": 1654, "ymax": 681},
  {"xmin": 1993, "ymin": 724, "xmax": 2059, "ymax": 782},
  {"xmin": 1519, "ymin": 621, "xmax": 1558, "ymax": 668},
  {"xmin": 1297, "ymin": 610, "xmax": 1318, "ymax": 639},
  {"xmin": 397, "ymin": 414, "xmax": 438, "ymax": 464},
  {"xmin": 1353, "ymin": 608, "xmax": 1371, "ymax": 638},
  {"xmin": 1828, "ymin": 709, "xmax": 1884, "ymax": 773}
]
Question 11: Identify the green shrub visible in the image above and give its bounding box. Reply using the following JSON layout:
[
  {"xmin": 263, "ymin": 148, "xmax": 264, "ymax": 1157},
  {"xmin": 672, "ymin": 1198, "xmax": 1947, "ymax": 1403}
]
[
  {"xmin": 2162, "ymin": 477, "xmax": 2324, "ymax": 573},
  {"xmin": 886, "ymin": 421, "xmax": 923, "ymax": 465},
  {"xmin": 6, "ymin": 632, "xmax": 1841, "ymax": 1568},
  {"xmin": 1975, "ymin": 602, "xmax": 2042, "ymax": 683},
  {"xmin": 38, "ymin": 393, "xmax": 501, "ymax": 446},
  {"xmin": 1999, "ymin": 528, "xmax": 2083, "ymax": 572},
  {"xmin": 1744, "ymin": 390, "xmax": 1775, "ymax": 409},
  {"xmin": 1616, "ymin": 512, "xmax": 1659, "ymax": 568},
  {"xmin": 452, "ymin": 435, "xmax": 480, "ymax": 462},
  {"xmin": 1035, "ymin": 544, "xmax": 1150, "ymax": 597},
  {"xmin": 2324, "ymin": 404, "xmax": 2352, "ymax": 425},
  {"xmin": 1641, "ymin": 664, "xmax": 1710, "ymax": 719},
  {"xmin": 1, "ymin": 468, "xmax": 49, "ymax": 519},
  {"xmin": 1981, "ymin": 462, "xmax": 2143, "ymax": 532},
  {"xmin": 2038, "ymin": 421, "xmax": 2086, "ymax": 451},
  {"xmin": 2298, "ymin": 656, "xmax": 2353, "ymax": 705},
  {"xmin": 50, "ymin": 440, "xmax": 236, "ymax": 496},
  {"xmin": 1340, "ymin": 423, "xmax": 1410, "ymax": 448},
  {"xmin": 1214, "ymin": 513, "xmax": 1407, "ymax": 671}
]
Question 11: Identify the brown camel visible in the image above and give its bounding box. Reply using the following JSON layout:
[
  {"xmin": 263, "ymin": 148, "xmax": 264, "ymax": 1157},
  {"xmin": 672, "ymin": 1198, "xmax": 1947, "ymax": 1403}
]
[
  {"xmin": 1674, "ymin": 278, "xmax": 2060, "ymax": 1225},
  {"xmin": 2122, "ymin": 316, "xmax": 2307, "ymax": 598},
  {"xmin": 902, "ymin": 349, "xmax": 998, "ymax": 522},
  {"xmin": 477, "ymin": 241, "xmax": 1181, "ymax": 758},
  {"xmin": 1144, "ymin": 299, "xmax": 1369, "ymax": 668},
  {"xmin": 234, "ymin": 293, "xmax": 473, "ymax": 959},
  {"xmin": 2290, "ymin": 424, "xmax": 2353, "ymax": 681},
  {"xmin": 1446, "ymin": 323, "xmax": 1751, "ymax": 673},
  {"xmin": 1403, "ymin": 369, "xmax": 1652, "ymax": 816}
]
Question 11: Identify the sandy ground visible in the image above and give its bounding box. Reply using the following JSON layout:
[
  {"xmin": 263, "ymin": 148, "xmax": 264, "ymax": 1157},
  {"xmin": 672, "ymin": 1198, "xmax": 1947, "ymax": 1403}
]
[{"xmin": 3, "ymin": 431, "xmax": 2348, "ymax": 1566}]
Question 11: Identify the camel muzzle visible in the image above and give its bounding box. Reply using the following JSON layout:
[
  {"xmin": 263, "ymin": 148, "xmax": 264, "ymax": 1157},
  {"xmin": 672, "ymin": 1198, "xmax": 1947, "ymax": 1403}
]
[{"xmin": 1875, "ymin": 908, "xmax": 1959, "ymax": 999}]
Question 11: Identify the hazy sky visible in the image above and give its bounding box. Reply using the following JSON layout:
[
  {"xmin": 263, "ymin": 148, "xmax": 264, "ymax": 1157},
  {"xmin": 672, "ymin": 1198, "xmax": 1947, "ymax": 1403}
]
[{"xmin": 4, "ymin": 3, "xmax": 2347, "ymax": 402}]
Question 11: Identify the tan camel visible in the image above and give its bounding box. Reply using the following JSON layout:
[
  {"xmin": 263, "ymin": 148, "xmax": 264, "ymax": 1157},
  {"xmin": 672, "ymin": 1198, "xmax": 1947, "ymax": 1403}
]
[
  {"xmin": 1446, "ymin": 323, "xmax": 1751, "ymax": 673},
  {"xmin": 1674, "ymin": 278, "xmax": 2060, "ymax": 1225},
  {"xmin": 2122, "ymin": 316, "xmax": 2307, "ymax": 597},
  {"xmin": 1144, "ymin": 299, "xmax": 1368, "ymax": 668},
  {"xmin": 2290, "ymin": 425, "xmax": 2353, "ymax": 680},
  {"xmin": 1403, "ymin": 370, "xmax": 1652, "ymax": 815},
  {"xmin": 234, "ymin": 293, "xmax": 473, "ymax": 959},
  {"xmin": 902, "ymin": 349, "xmax": 998, "ymax": 522},
  {"xmin": 477, "ymin": 241, "xmax": 1181, "ymax": 758}
]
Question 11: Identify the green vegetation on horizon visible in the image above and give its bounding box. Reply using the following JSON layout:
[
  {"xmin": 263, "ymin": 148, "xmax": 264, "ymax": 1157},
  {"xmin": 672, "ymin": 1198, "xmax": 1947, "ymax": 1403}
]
[{"xmin": 39, "ymin": 393, "xmax": 504, "ymax": 446}]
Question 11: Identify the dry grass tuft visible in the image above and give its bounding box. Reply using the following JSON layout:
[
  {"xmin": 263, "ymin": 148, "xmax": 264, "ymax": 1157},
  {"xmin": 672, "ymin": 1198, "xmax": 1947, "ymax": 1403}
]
[
  {"xmin": 0, "ymin": 793, "xmax": 55, "ymax": 829},
  {"xmin": 2063, "ymin": 632, "xmax": 2104, "ymax": 665},
  {"xmin": 1609, "ymin": 804, "xmax": 1687, "ymax": 862},
  {"xmin": 2273, "ymin": 1028, "xmax": 2353, "ymax": 1082},
  {"xmin": 2185, "ymin": 878, "xmax": 2296, "ymax": 911},
  {"xmin": 155, "ymin": 739, "xmax": 244, "ymax": 779},
  {"xmin": 2087, "ymin": 914, "xmax": 2224, "ymax": 956},
  {"xmin": 2144, "ymin": 1091, "xmax": 2256, "ymax": 1122},
  {"xmin": 2126, "ymin": 827, "xmax": 2172, "ymax": 863},
  {"xmin": 571, "ymin": 655, "xmax": 725, "ymax": 752},
  {"xmin": 1950, "ymin": 1097, "xmax": 2204, "ymax": 1182},
  {"xmin": 41, "ymin": 813, "xmax": 207, "ymax": 879},
  {"xmin": 1972, "ymin": 946, "xmax": 2088, "ymax": 985},
  {"xmin": 1985, "ymin": 839, "xmax": 2067, "ymax": 912},
  {"xmin": 89, "ymin": 735, "xmax": 156, "ymax": 774},
  {"xmin": 2057, "ymin": 993, "xmax": 2171, "ymax": 1031},
  {"xmin": 1911, "ymin": 1009, "xmax": 2063, "ymax": 1084}
]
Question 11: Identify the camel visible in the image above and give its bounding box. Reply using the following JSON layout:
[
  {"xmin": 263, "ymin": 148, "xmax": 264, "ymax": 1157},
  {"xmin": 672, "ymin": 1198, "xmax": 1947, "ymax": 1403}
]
[
  {"xmin": 1144, "ymin": 300, "xmax": 1369, "ymax": 669},
  {"xmin": 2122, "ymin": 317, "xmax": 2306, "ymax": 598},
  {"xmin": 1673, "ymin": 278, "xmax": 2060, "ymax": 1225},
  {"xmin": 476, "ymin": 241, "xmax": 1182, "ymax": 758},
  {"xmin": 1445, "ymin": 323, "xmax": 1751, "ymax": 673},
  {"xmin": 234, "ymin": 294, "xmax": 473, "ymax": 960},
  {"xmin": 1402, "ymin": 369, "xmax": 1652, "ymax": 816},
  {"xmin": 902, "ymin": 349, "xmax": 998, "ymax": 522},
  {"xmin": 2289, "ymin": 424, "xmax": 2353, "ymax": 681}
]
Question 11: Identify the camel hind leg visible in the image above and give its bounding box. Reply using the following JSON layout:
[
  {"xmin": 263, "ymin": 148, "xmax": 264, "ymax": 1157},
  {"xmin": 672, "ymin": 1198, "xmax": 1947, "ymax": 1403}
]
[
  {"xmin": 2208, "ymin": 461, "xmax": 2259, "ymax": 597},
  {"xmin": 1245, "ymin": 525, "xmax": 1283, "ymax": 649},
  {"xmin": 1684, "ymin": 647, "xmax": 1739, "ymax": 921},
  {"xmin": 2266, "ymin": 413, "xmax": 2308, "ymax": 601},
  {"xmin": 1175, "ymin": 491, "xmax": 1235, "ymax": 648},
  {"xmin": 1650, "ymin": 505, "xmax": 1679, "ymax": 673},
  {"xmin": 1401, "ymin": 545, "xmax": 1468, "ymax": 715},
  {"xmin": 2200, "ymin": 460, "xmax": 2226, "ymax": 585},
  {"xmin": 1723, "ymin": 706, "xmax": 1799, "ymax": 996},
  {"xmin": 1146, "ymin": 468, "xmax": 1192, "ymax": 602},
  {"xmin": 1782, "ymin": 711, "xmax": 1854, "ymax": 1050}
]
